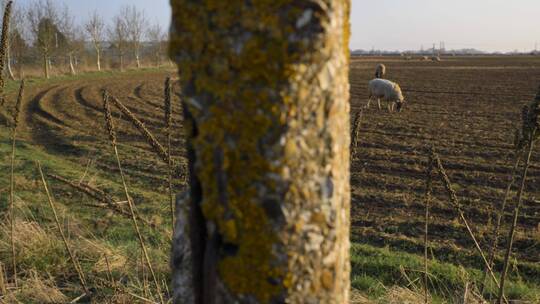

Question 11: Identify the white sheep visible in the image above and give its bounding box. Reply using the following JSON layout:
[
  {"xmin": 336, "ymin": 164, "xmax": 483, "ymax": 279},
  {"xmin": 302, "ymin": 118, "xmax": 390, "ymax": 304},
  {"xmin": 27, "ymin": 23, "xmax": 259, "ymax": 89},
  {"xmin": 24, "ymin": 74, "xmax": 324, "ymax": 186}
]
[
  {"xmin": 375, "ymin": 63, "xmax": 386, "ymax": 79},
  {"xmin": 367, "ymin": 78, "xmax": 406, "ymax": 112}
]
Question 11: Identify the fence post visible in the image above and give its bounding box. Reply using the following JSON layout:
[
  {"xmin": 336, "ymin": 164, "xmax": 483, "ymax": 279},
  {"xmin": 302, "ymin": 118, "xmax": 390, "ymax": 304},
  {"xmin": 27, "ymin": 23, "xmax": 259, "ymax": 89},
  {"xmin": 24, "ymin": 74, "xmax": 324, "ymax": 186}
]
[{"xmin": 169, "ymin": 1, "xmax": 351, "ymax": 303}]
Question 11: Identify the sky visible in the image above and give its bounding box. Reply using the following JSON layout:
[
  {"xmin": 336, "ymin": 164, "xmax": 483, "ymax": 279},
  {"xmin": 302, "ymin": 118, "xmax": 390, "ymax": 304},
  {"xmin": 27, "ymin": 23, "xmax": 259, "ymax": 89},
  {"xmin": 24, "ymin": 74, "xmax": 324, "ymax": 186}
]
[
  {"xmin": 16, "ymin": 0, "xmax": 540, "ymax": 53},
  {"xmin": 17, "ymin": 0, "xmax": 172, "ymax": 32},
  {"xmin": 350, "ymin": 0, "xmax": 540, "ymax": 52}
]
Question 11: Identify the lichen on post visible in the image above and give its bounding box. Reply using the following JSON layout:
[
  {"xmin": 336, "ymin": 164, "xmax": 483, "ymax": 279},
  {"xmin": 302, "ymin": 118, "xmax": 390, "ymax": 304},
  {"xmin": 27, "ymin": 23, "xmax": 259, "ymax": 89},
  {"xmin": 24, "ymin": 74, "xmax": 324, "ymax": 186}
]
[{"xmin": 169, "ymin": 1, "xmax": 351, "ymax": 303}]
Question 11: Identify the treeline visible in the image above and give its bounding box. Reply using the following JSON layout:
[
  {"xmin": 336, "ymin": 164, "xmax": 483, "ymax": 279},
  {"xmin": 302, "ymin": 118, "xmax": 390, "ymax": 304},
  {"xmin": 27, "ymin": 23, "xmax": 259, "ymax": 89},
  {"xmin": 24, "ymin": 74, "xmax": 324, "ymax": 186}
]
[{"xmin": 3, "ymin": 0, "xmax": 169, "ymax": 79}]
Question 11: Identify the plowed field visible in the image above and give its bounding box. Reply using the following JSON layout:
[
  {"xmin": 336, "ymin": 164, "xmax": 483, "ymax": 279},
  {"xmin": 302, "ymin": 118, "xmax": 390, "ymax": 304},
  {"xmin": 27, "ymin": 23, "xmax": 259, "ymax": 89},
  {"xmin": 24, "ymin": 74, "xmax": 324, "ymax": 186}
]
[
  {"xmin": 7, "ymin": 57, "xmax": 540, "ymax": 296},
  {"xmin": 350, "ymin": 56, "xmax": 540, "ymax": 277}
]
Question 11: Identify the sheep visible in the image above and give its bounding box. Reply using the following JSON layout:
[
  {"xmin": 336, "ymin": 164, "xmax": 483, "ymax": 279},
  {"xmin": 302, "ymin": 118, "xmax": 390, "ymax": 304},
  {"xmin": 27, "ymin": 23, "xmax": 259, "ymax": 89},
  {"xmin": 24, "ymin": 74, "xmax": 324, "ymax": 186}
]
[
  {"xmin": 431, "ymin": 56, "xmax": 441, "ymax": 62},
  {"xmin": 375, "ymin": 63, "xmax": 386, "ymax": 79},
  {"xmin": 367, "ymin": 78, "xmax": 406, "ymax": 112},
  {"xmin": 421, "ymin": 56, "xmax": 429, "ymax": 61}
]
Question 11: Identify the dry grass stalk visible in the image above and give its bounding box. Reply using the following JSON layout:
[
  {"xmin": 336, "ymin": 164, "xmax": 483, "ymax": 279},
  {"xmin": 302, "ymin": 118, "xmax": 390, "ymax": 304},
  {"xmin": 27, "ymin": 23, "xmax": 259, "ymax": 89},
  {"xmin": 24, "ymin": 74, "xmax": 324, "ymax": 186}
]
[
  {"xmin": 108, "ymin": 92, "xmax": 183, "ymax": 178},
  {"xmin": 0, "ymin": 262, "xmax": 6, "ymax": 295},
  {"xmin": 515, "ymin": 95, "xmax": 540, "ymax": 150},
  {"xmin": 350, "ymin": 110, "xmax": 363, "ymax": 159},
  {"xmin": 164, "ymin": 78, "xmax": 172, "ymax": 131},
  {"xmin": 350, "ymin": 289, "xmax": 372, "ymax": 304},
  {"xmin": 108, "ymin": 93, "xmax": 167, "ymax": 161},
  {"xmin": 497, "ymin": 148, "xmax": 533, "ymax": 303},
  {"xmin": 47, "ymin": 173, "xmax": 113, "ymax": 203},
  {"xmin": 8, "ymin": 79, "xmax": 24, "ymax": 287},
  {"xmin": 102, "ymin": 90, "xmax": 164, "ymax": 304},
  {"xmin": 104, "ymin": 255, "xmax": 116, "ymax": 290},
  {"xmin": 98, "ymin": 274, "xmax": 158, "ymax": 304},
  {"xmin": 37, "ymin": 162, "xmax": 89, "ymax": 294},
  {"xmin": 125, "ymin": 290, "xmax": 158, "ymax": 304},
  {"xmin": 480, "ymin": 150, "xmax": 522, "ymax": 294},
  {"xmin": 382, "ymin": 286, "xmax": 425, "ymax": 304},
  {"xmin": 17, "ymin": 270, "xmax": 68, "ymax": 304},
  {"xmin": 0, "ymin": 1, "xmax": 13, "ymax": 106},
  {"xmin": 162, "ymin": 278, "xmax": 170, "ymax": 300},
  {"xmin": 104, "ymin": 91, "xmax": 117, "ymax": 145},
  {"xmin": 141, "ymin": 249, "xmax": 149, "ymax": 298},
  {"xmin": 78, "ymin": 157, "xmax": 95, "ymax": 184},
  {"xmin": 82, "ymin": 202, "xmax": 167, "ymax": 234},
  {"xmin": 164, "ymin": 77, "xmax": 174, "ymax": 232},
  {"xmin": 433, "ymin": 151, "xmax": 509, "ymax": 304},
  {"xmin": 69, "ymin": 293, "xmax": 88, "ymax": 303},
  {"xmin": 497, "ymin": 89, "xmax": 540, "ymax": 304},
  {"xmin": 424, "ymin": 148, "xmax": 434, "ymax": 304},
  {"xmin": 48, "ymin": 172, "xmax": 168, "ymax": 234}
]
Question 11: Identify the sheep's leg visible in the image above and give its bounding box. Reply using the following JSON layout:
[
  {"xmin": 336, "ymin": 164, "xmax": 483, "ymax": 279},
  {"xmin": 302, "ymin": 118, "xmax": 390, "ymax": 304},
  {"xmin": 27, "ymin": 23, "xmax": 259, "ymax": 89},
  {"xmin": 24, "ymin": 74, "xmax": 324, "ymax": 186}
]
[
  {"xmin": 366, "ymin": 98, "xmax": 371, "ymax": 108},
  {"xmin": 377, "ymin": 99, "xmax": 381, "ymax": 110}
]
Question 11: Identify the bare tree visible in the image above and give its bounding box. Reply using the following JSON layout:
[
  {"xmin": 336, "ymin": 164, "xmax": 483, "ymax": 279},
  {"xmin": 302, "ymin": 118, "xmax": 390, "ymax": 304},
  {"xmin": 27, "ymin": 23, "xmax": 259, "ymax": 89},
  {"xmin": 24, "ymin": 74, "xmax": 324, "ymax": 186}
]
[
  {"xmin": 122, "ymin": 5, "xmax": 146, "ymax": 69},
  {"xmin": 108, "ymin": 13, "xmax": 128, "ymax": 71},
  {"xmin": 26, "ymin": 0, "xmax": 60, "ymax": 79},
  {"xmin": 84, "ymin": 10, "xmax": 104, "ymax": 71},
  {"xmin": 58, "ymin": 5, "xmax": 83, "ymax": 75},
  {"xmin": 147, "ymin": 21, "xmax": 165, "ymax": 67},
  {"xmin": 0, "ymin": 0, "xmax": 28, "ymax": 80},
  {"xmin": 170, "ymin": 1, "xmax": 351, "ymax": 303},
  {"xmin": 7, "ymin": 2, "xmax": 25, "ymax": 80},
  {"xmin": 9, "ymin": 15, "xmax": 27, "ymax": 79}
]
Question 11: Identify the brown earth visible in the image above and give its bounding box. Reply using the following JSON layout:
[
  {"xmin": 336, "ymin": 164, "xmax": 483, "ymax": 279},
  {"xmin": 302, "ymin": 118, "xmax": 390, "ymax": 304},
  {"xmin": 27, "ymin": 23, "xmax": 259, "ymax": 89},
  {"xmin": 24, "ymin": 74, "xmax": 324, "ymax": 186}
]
[
  {"xmin": 350, "ymin": 56, "xmax": 540, "ymax": 273},
  {"xmin": 13, "ymin": 71, "xmax": 186, "ymax": 196}
]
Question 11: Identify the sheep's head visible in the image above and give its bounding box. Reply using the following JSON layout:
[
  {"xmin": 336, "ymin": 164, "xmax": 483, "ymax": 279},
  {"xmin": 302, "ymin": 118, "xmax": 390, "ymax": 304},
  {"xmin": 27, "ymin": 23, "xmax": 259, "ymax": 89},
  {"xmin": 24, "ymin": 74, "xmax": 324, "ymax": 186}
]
[
  {"xmin": 396, "ymin": 100, "xmax": 405, "ymax": 112},
  {"xmin": 396, "ymin": 92, "xmax": 406, "ymax": 112}
]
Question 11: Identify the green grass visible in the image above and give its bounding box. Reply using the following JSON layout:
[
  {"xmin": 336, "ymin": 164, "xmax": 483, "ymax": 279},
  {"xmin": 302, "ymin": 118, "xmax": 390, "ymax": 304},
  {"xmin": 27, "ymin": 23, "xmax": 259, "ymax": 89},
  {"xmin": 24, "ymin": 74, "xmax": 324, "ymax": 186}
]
[
  {"xmin": 351, "ymin": 242, "xmax": 540, "ymax": 303},
  {"xmin": 0, "ymin": 124, "xmax": 172, "ymax": 302}
]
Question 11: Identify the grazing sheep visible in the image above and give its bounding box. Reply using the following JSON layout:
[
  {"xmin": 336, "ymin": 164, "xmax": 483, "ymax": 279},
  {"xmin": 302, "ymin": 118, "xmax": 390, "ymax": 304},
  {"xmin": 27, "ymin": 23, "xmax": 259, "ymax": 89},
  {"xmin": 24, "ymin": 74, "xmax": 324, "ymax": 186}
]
[
  {"xmin": 367, "ymin": 78, "xmax": 406, "ymax": 112},
  {"xmin": 422, "ymin": 56, "xmax": 429, "ymax": 61},
  {"xmin": 431, "ymin": 56, "xmax": 441, "ymax": 62},
  {"xmin": 375, "ymin": 64, "xmax": 386, "ymax": 79}
]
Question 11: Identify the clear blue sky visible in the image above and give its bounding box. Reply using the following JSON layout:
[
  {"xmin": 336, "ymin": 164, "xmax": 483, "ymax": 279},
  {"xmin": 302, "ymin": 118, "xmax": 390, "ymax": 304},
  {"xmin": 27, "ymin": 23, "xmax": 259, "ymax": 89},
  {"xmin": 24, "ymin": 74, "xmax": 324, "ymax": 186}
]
[{"xmin": 17, "ymin": 0, "xmax": 540, "ymax": 52}]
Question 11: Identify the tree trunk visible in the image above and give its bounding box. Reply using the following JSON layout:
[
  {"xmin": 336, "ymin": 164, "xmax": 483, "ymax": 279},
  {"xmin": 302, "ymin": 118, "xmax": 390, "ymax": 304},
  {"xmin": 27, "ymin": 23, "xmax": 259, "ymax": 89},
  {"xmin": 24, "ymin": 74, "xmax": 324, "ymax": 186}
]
[
  {"xmin": 69, "ymin": 53, "xmax": 76, "ymax": 75},
  {"xmin": 6, "ymin": 46, "xmax": 14, "ymax": 80},
  {"xmin": 96, "ymin": 48, "xmax": 101, "ymax": 71},
  {"xmin": 119, "ymin": 54, "xmax": 124, "ymax": 72},
  {"xmin": 17, "ymin": 56, "xmax": 22, "ymax": 79},
  {"xmin": 156, "ymin": 45, "xmax": 162, "ymax": 67},
  {"xmin": 169, "ymin": 1, "xmax": 351, "ymax": 303},
  {"xmin": 135, "ymin": 52, "xmax": 140, "ymax": 68},
  {"xmin": 43, "ymin": 54, "xmax": 49, "ymax": 79}
]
